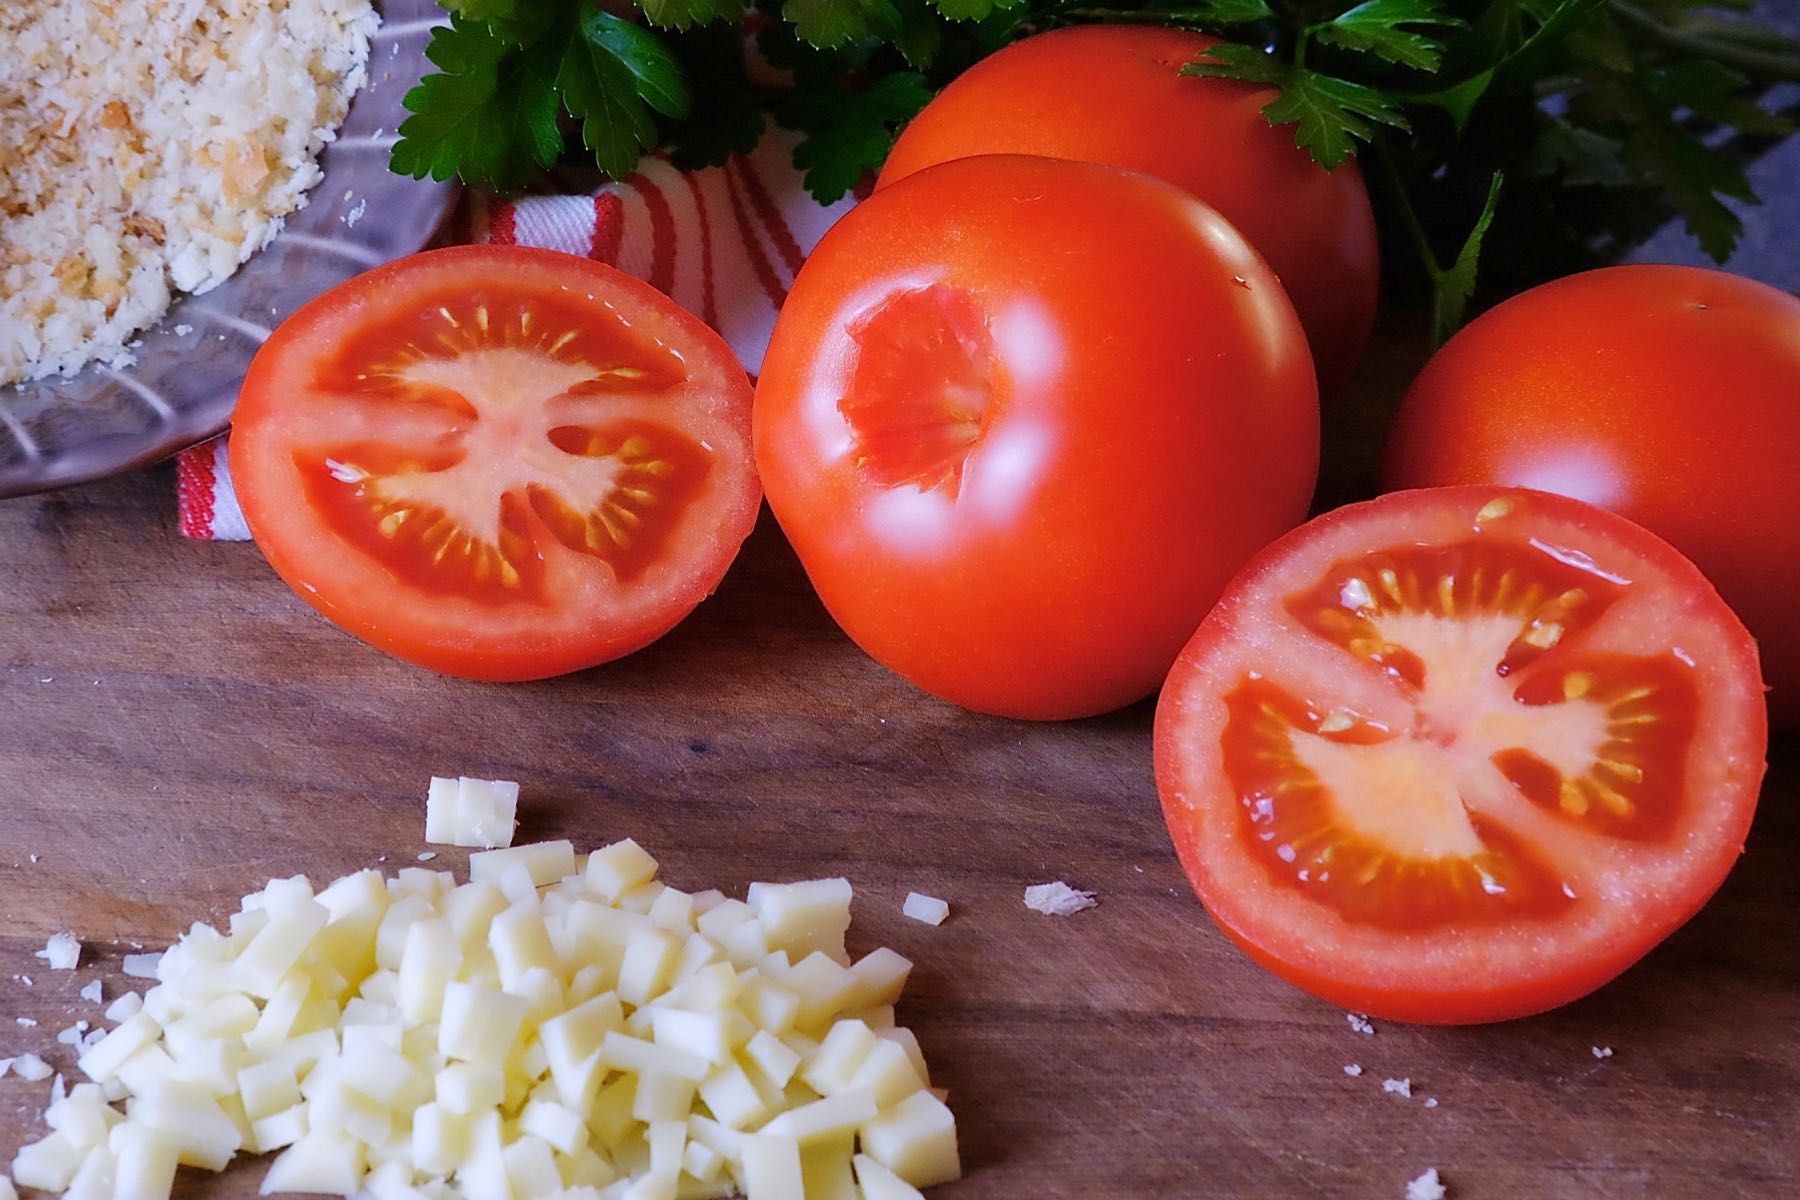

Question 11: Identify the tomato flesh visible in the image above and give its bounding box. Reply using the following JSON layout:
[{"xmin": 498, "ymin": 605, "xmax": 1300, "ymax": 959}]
[
  {"xmin": 1155, "ymin": 487, "xmax": 1765, "ymax": 1023},
  {"xmin": 233, "ymin": 246, "xmax": 759, "ymax": 681}
]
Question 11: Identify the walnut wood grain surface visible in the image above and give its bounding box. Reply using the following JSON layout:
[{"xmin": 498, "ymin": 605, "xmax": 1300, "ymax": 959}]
[{"xmin": 1, "ymin": 323, "xmax": 1795, "ymax": 1198}]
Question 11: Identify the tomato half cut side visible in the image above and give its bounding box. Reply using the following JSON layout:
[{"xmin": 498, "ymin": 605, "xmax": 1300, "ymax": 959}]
[
  {"xmin": 232, "ymin": 246, "xmax": 760, "ymax": 681},
  {"xmin": 1154, "ymin": 487, "xmax": 1766, "ymax": 1024}
]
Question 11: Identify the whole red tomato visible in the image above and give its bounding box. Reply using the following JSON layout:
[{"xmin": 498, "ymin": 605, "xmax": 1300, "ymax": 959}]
[
  {"xmin": 878, "ymin": 24, "xmax": 1380, "ymax": 394},
  {"xmin": 1384, "ymin": 265, "xmax": 1800, "ymax": 724},
  {"xmin": 755, "ymin": 155, "xmax": 1319, "ymax": 720}
]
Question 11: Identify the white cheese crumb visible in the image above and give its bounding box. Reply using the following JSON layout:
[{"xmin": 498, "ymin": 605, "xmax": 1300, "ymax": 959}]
[
  {"xmin": 121, "ymin": 952, "xmax": 162, "ymax": 979},
  {"xmin": 14, "ymin": 975, "xmax": 31, "ymax": 987},
  {"xmin": 0, "ymin": 1175, "xmax": 14, "ymax": 1200},
  {"xmin": 173, "ymin": 323, "xmax": 193, "ymax": 337},
  {"xmin": 1406, "ymin": 1167, "xmax": 1447, "ymax": 1200},
  {"xmin": 54, "ymin": 1020, "xmax": 89, "ymax": 1045},
  {"xmin": 11, "ymin": 1053, "xmax": 51, "ymax": 1082},
  {"xmin": 344, "ymin": 198, "xmax": 367, "ymax": 228},
  {"xmin": 1592, "ymin": 1045, "xmax": 1613, "ymax": 1059},
  {"xmin": 1424, "ymin": 1097, "xmax": 1439, "ymax": 1109},
  {"xmin": 33, "ymin": 932, "xmax": 79, "ymax": 970},
  {"xmin": 1023, "ymin": 881, "xmax": 1096, "ymax": 916},
  {"xmin": 1344, "ymin": 1063, "xmax": 1363, "ymax": 1077},
  {"xmin": 1347, "ymin": 1012, "xmax": 1376, "ymax": 1035},
  {"xmin": 417, "ymin": 852, "xmax": 437, "ymax": 862},
  {"xmin": 1382, "ymin": 1077, "xmax": 1412, "ymax": 1098},
  {"xmin": 103, "ymin": 992, "xmax": 141, "ymax": 1023},
  {"xmin": 16, "ymin": 1017, "xmax": 37, "ymax": 1027},
  {"xmin": 28, "ymin": 854, "xmax": 40, "ymax": 863},
  {"xmin": 78, "ymin": 980, "xmax": 102, "ymax": 1004},
  {"xmin": 902, "ymin": 892, "xmax": 950, "ymax": 926}
]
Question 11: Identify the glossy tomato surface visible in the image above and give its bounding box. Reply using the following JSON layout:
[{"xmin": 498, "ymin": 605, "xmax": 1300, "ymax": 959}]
[
  {"xmin": 1384, "ymin": 265, "xmax": 1800, "ymax": 725},
  {"xmin": 878, "ymin": 24, "xmax": 1379, "ymax": 393},
  {"xmin": 1155, "ymin": 487, "xmax": 1766, "ymax": 1024},
  {"xmin": 233, "ymin": 246, "xmax": 759, "ymax": 681},
  {"xmin": 755, "ymin": 155, "xmax": 1319, "ymax": 720}
]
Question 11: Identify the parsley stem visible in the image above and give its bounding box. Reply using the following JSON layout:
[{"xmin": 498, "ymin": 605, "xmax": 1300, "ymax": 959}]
[
  {"xmin": 1372, "ymin": 138, "xmax": 1442, "ymax": 285},
  {"xmin": 1612, "ymin": 2, "xmax": 1800, "ymax": 84}
]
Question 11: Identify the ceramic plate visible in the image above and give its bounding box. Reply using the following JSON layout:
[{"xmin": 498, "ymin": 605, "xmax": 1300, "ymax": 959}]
[{"xmin": 0, "ymin": 0, "xmax": 457, "ymax": 499}]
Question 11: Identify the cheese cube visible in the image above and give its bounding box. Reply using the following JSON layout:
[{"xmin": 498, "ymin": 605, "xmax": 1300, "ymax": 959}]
[
  {"xmin": 859, "ymin": 1092, "xmax": 959, "ymax": 1188},
  {"xmin": 852, "ymin": 1154, "xmax": 925, "ymax": 1200},
  {"xmin": 648, "ymin": 1120, "xmax": 686, "ymax": 1178},
  {"xmin": 112, "ymin": 1125, "xmax": 179, "ymax": 1200},
  {"xmin": 375, "ymin": 895, "xmax": 437, "ymax": 971},
  {"xmin": 744, "ymin": 1031, "xmax": 802, "ymax": 1090},
  {"xmin": 130, "ymin": 1080, "xmax": 242, "ymax": 1170},
  {"xmin": 250, "ymin": 1104, "xmax": 306, "ymax": 1154},
  {"xmin": 398, "ymin": 917, "xmax": 462, "ymax": 1024},
  {"xmin": 77, "ymin": 1012, "xmax": 160, "ymax": 1083},
  {"xmin": 169, "ymin": 1037, "xmax": 242, "ymax": 1095},
  {"xmin": 647, "ymin": 888, "xmax": 696, "ymax": 933},
  {"xmin": 846, "ymin": 1038, "xmax": 924, "ymax": 1108},
  {"xmin": 243, "ymin": 974, "xmax": 311, "ymax": 1054},
  {"xmin": 901, "ymin": 893, "xmax": 948, "ymax": 926},
  {"xmin": 874, "ymin": 1028, "xmax": 930, "ymax": 1088},
  {"xmin": 801, "ymin": 1021, "xmax": 877, "ymax": 1096},
  {"xmin": 782, "ymin": 953, "xmax": 859, "ymax": 1030},
  {"xmin": 762, "ymin": 1091, "xmax": 877, "ymax": 1145},
  {"xmin": 412, "ymin": 1104, "xmax": 470, "ymax": 1175},
  {"xmin": 338, "ymin": 1037, "xmax": 430, "ymax": 1110},
  {"xmin": 45, "ymin": 1083, "xmax": 116, "ymax": 1149},
  {"xmin": 489, "ymin": 904, "xmax": 560, "ymax": 992},
  {"xmin": 600, "ymin": 1031, "xmax": 708, "ymax": 1082},
  {"xmin": 519, "ymin": 1099, "xmax": 586, "ymax": 1156},
  {"xmin": 435, "ymin": 1062, "xmax": 505, "ymax": 1115},
  {"xmin": 585, "ymin": 840, "xmax": 659, "ymax": 902},
  {"xmin": 685, "ymin": 1114, "xmax": 744, "ymax": 1164},
  {"xmin": 745, "ymin": 880, "xmax": 852, "ymax": 964},
  {"xmin": 736, "ymin": 975, "xmax": 799, "ymax": 1035},
  {"xmin": 104, "ymin": 992, "xmax": 143, "ymax": 1023},
  {"xmin": 502, "ymin": 1134, "xmax": 562, "ymax": 1199},
  {"xmin": 696, "ymin": 1061, "xmax": 769, "ymax": 1131},
  {"xmin": 799, "ymin": 1135, "xmax": 857, "ymax": 1200},
  {"xmin": 562, "ymin": 1146, "xmax": 617, "ymax": 1189},
  {"xmin": 426, "ymin": 776, "xmax": 519, "ymax": 849},
  {"xmin": 11, "ymin": 1131, "xmax": 83, "ymax": 1192},
  {"xmin": 622, "ymin": 1175, "xmax": 678, "ymax": 1200},
  {"xmin": 587, "ymin": 1073, "xmax": 638, "ymax": 1150},
  {"xmin": 651, "ymin": 1008, "xmax": 732, "ymax": 1066},
  {"xmin": 631, "ymin": 1071, "xmax": 697, "ymax": 1124},
  {"xmin": 438, "ymin": 983, "xmax": 528, "ymax": 1065},
  {"xmin": 233, "ymin": 900, "xmax": 330, "ymax": 999},
  {"xmin": 617, "ymin": 926, "xmax": 680, "ymax": 1007},
  {"xmin": 567, "ymin": 964, "xmax": 608, "ymax": 1006},
  {"xmin": 114, "ymin": 1046, "xmax": 178, "ymax": 1096},
  {"xmin": 740, "ymin": 1132, "xmax": 804, "ymax": 1200},
  {"xmin": 259, "ymin": 1130, "xmax": 365, "ymax": 1196},
  {"xmin": 844, "ymin": 949, "xmax": 912, "ymax": 1010},
  {"xmin": 62, "ymin": 1143, "xmax": 116, "ymax": 1200},
  {"xmin": 472, "ymin": 840, "xmax": 576, "ymax": 889}
]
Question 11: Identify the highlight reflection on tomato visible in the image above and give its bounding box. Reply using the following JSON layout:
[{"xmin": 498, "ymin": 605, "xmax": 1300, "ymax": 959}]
[{"xmin": 754, "ymin": 155, "xmax": 1320, "ymax": 720}]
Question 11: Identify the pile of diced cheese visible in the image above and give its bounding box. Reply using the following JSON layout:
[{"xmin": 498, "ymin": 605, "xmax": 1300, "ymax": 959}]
[{"xmin": 8, "ymin": 839, "xmax": 959, "ymax": 1200}]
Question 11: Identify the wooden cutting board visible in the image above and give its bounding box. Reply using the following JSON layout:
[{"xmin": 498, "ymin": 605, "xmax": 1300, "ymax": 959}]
[{"xmin": 1, "ymin": 325, "xmax": 1795, "ymax": 1198}]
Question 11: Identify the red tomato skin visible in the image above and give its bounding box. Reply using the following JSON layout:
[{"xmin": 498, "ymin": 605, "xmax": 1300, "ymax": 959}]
[
  {"xmin": 1154, "ymin": 486, "xmax": 1766, "ymax": 1024},
  {"xmin": 755, "ymin": 155, "xmax": 1319, "ymax": 720},
  {"xmin": 233, "ymin": 246, "xmax": 760, "ymax": 682},
  {"xmin": 878, "ymin": 24, "xmax": 1380, "ymax": 394},
  {"xmin": 1383, "ymin": 265, "xmax": 1800, "ymax": 725}
]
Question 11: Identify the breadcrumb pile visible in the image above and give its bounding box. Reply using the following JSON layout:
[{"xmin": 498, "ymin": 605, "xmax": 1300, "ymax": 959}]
[{"xmin": 0, "ymin": 0, "xmax": 376, "ymax": 385}]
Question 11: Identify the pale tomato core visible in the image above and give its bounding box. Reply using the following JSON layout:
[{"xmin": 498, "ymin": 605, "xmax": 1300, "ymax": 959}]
[
  {"xmin": 292, "ymin": 287, "xmax": 711, "ymax": 603},
  {"xmin": 1221, "ymin": 526, "xmax": 1699, "ymax": 932}
]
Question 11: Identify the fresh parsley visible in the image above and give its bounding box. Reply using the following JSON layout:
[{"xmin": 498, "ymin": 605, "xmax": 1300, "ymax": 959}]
[{"xmin": 393, "ymin": 0, "xmax": 1800, "ymax": 333}]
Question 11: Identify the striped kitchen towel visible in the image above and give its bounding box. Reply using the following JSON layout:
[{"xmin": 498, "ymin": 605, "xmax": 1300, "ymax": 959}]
[{"xmin": 176, "ymin": 127, "xmax": 859, "ymax": 540}]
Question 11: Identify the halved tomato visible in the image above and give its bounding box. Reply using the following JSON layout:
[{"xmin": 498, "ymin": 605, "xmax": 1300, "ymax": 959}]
[
  {"xmin": 232, "ymin": 246, "xmax": 759, "ymax": 681},
  {"xmin": 1154, "ymin": 487, "xmax": 1766, "ymax": 1024}
]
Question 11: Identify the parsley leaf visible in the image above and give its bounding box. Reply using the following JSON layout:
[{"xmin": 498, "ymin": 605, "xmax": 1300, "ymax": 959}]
[
  {"xmin": 392, "ymin": 15, "xmax": 564, "ymax": 190},
  {"xmin": 1175, "ymin": 0, "xmax": 1275, "ymax": 23},
  {"xmin": 1185, "ymin": 44, "xmax": 1407, "ymax": 170},
  {"xmin": 635, "ymin": 0, "xmax": 743, "ymax": 33},
  {"xmin": 441, "ymin": 0, "xmax": 566, "ymax": 46},
  {"xmin": 783, "ymin": 0, "xmax": 903, "ymax": 48},
  {"xmin": 559, "ymin": 4, "xmax": 690, "ymax": 180},
  {"xmin": 1313, "ymin": 0, "xmax": 1466, "ymax": 72},
  {"xmin": 930, "ymin": 0, "xmax": 1025, "ymax": 23},
  {"xmin": 1433, "ymin": 172, "xmax": 1503, "ymax": 343},
  {"xmin": 780, "ymin": 71, "xmax": 934, "ymax": 202}
]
